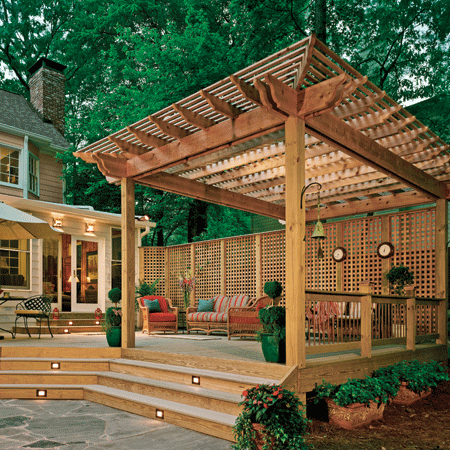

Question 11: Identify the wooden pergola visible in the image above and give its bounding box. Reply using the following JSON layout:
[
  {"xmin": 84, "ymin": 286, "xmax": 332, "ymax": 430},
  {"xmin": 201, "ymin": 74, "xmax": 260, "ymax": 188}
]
[{"xmin": 75, "ymin": 34, "xmax": 449, "ymax": 367}]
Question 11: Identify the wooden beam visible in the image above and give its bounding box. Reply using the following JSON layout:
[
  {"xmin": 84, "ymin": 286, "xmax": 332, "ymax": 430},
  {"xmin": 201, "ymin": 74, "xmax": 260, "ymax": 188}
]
[
  {"xmin": 306, "ymin": 113, "xmax": 448, "ymax": 199},
  {"xmin": 127, "ymin": 107, "xmax": 286, "ymax": 179},
  {"xmin": 109, "ymin": 136, "xmax": 148, "ymax": 156},
  {"xmin": 92, "ymin": 152, "xmax": 127, "ymax": 178},
  {"xmin": 121, "ymin": 177, "xmax": 135, "ymax": 349},
  {"xmin": 127, "ymin": 126, "xmax": 168, "ymax": 148},
  {"xmin": 284, "ymin": 116, "xmax": 306, "ymax": 368},
  {"xmin": 137, "ymin": 171, "xmax": 285, "ymax": 220},
  {"xmin": 149, "ymin": 114, "xmax": 193, "ymax": 139},
  {"xmin": 172, "ymin": 103, "xmax": 216, "ymax": 130},
  {"xmin": 294, "ymin": 34, "xmax": 316, "ymax": 90},
  {"xmin": 229, "ymin": 75, "xmax": 262, "ymax": 106},
  {"xmin": 199, "ymin": 89, "xmax": 242, "ymax": 119}
]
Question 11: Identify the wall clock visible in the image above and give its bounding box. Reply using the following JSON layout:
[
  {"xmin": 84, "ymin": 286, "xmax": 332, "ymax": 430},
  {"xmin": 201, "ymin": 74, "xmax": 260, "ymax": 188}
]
[
  {"xmin": 332, "ymin": 247, "xmax": 347, "ymax": 262},
  {"xmin": 377, "ymin": 242, "xmax": 395, "ymax": 259}
]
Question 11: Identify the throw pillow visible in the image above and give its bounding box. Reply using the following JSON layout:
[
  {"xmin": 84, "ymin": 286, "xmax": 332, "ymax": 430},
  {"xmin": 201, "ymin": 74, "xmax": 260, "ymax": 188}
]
[
  {"xmin": 144, "ymin": 299, "xmax": 161, "ymax": 312},
  {"xmin": 197, "ymin": 298, "xmax": 214, "ymax": 312}
]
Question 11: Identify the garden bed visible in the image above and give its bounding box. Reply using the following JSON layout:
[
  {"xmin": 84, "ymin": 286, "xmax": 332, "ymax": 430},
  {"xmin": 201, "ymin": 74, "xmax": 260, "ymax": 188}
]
[{"xmin": 306, "ymin": 378, "xmax": 450, "ymax": 450}]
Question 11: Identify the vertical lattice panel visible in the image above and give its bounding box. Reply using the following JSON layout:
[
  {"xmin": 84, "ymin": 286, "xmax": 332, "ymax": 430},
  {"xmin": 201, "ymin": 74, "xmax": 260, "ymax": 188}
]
[
  {"xmin": 141, "ymin": 247, "xmax": 166, "ymax": 295},
  {"xmin": 194, "ymin": 240, "xmax": 222, "ymax": 300},
  {"xmin": 390, "ymin": 209, "xmax": 435, "ymax": 298},
  {"xmin": 342, "ymin": 217, "xmax": 383, "ymax": 293},
  {"xmin": 305, "ymin": 222, "xmax": 338, "ymax": 291},
  {"xmin": 226, "ymin": 235, "xmax": 257, "ymax": 297},
  {"xmin": 261, "ymin": 231, "xmax": 286, "ymax": 302},
  {"xmin": 167, "ymin": 245, "xmax": 191, "ymax": 309}
]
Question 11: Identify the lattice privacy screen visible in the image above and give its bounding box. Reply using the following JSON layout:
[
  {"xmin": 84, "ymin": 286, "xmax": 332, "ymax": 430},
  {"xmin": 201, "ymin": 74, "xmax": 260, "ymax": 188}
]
[{"xmin": 140, "ymin": 208, "xmax": 437, "ymax": 309}]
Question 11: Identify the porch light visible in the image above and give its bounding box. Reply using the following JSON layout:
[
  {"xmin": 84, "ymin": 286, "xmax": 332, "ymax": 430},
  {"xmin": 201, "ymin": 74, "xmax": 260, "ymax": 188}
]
[
  {"xmin": 36, "ymin": 389, "xmax": 47, "ymax": 397},
  {"xmin": 155, "ymin": 409, "xmax": 164, "ymax": 419},
  {"xmin": 51, "ymin": 362, "xmax": 60, "ymax": 370},
  {"xmin": 53, "ymin": 217, "xmax": 63, "ymax": 228},
  {"xmin": 85, "ymin": 222, "xmax": 95, "ymax": 233},
  {"xmin": 192, "ymin": 376, "xmax": 200, "ymax": 385}
]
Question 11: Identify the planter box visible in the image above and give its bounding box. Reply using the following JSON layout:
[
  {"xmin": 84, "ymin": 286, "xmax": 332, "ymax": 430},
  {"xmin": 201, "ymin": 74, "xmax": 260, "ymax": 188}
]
[
  {"xmin": 326, "ymin": 398, "xmax": 385, "ymax": 430},
  {"xmin": 391, "ymin": 382, "xmax": 432, "ymax": 406},
  {"xmin": 251, "ymin": 423, "xmax": 275, "ymax": 450}
]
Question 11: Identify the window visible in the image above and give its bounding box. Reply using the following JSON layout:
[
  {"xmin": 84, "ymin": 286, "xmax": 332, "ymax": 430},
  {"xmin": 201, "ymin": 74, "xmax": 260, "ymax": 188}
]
[
  {"xmin": 0, "ymin": 146, "xmax": 20, "ymax": 185},
  {"xmin": 0, "ymin": 240, "xmax": 30, "ymax": 289},
  {"xmin": 111, "ymin": 228, "xmax": 121, "ymax": 289},
  {"xmin": 29, "ymin": 153, "xmax": 39, "ymax": 195}
]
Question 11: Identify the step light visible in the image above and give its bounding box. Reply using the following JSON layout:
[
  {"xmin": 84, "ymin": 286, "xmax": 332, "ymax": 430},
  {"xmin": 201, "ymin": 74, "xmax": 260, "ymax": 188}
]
[
  {"xmin": 51, "ymin": 362, "xmax": 60, "ymax": 370},
  {"xmin": 63, "ymin": 328, "xmax": 70, "ymax": 334},
  {"xmin": 95, "ymin": 321, "xmax": 100, "ymax": 325},
  {"xmin": 68, "ymin": 321, "xmax": 73, "ymax": 325},
  {"xmin": 192, "ymin": 376, "xmax": 200, "ymax": 385},
  {"xmin": 155, "ymin": 409, "xmax": 164, "ymax": 419},
  {"xmin": 36, "ymin": 389, "xmax": 47, "ymax": 397}
]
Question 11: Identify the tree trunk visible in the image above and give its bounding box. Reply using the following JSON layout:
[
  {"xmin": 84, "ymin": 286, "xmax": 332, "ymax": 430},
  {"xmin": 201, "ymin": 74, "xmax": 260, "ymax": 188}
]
[
  {"xmin": 187, "ymin": 200, "xmax": 208, "ymax": 242},
  {"xmin": 315, "ymin": 0, "xmax": 327, "ymax": 44}
]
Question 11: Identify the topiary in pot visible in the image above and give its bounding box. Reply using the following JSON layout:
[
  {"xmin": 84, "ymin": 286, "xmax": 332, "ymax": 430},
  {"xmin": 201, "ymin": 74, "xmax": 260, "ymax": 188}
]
[
  {"xmin": 257, "ymin": 306, "xmax": 286, "ymax": 364},
  {"xmin": 108, "ymin": 288, "xmax": 122, "ymax": 307},
  {"xmin": 232, "ymin": 383, "xmax": 309, "ymax": 450},
  {"xmin": 102, "ymin": 306, "xmax": 122, "ymax": 347},
  {"xmin": 385, "ymin": 265, "xmax": 414, "ymax": 295}
]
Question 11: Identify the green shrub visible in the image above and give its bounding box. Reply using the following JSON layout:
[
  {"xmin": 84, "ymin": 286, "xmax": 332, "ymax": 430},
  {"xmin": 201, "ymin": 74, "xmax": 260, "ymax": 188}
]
[
  {"xmin": 102, "ymin": 306, "xmax": 122, "ymax": 332},
  {"xmin": 385, "ymin": 265, "xmax": 414, "ymax": 295},
  {"xmin": 108, "ymin": 288, "xmax": 122, "ymax": 306},
  {"xmin": 263, "ymin": 281, "xmax": 283, "ymax": 299},
  {"xmin": 256, "ymin": 306, "xmax": 286, "ymax": 345}
]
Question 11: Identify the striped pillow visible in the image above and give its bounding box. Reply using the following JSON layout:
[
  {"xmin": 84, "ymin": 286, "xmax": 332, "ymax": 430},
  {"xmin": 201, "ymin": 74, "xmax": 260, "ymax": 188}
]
[
  {"xmin": 228, "ymin": 294, "xmax": 249, "ymax": 308},
  {"xmin": 213, "ymin": 295, "xmax": 229, "ymax": 313}
]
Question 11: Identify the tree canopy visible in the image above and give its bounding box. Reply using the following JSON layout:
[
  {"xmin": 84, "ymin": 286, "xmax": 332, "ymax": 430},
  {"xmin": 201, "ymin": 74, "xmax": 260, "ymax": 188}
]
[{"xmin": 1, "ymin": 0, "xmax": 449, "ymax": 245}]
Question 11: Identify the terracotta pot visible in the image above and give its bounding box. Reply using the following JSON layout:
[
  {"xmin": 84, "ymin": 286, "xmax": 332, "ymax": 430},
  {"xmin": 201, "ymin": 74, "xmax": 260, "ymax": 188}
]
[
  {"xmin": 251, "ymin": 423, "xmax": 275, "ymax": 450},
  {"xmin": 391, "ymin": 382, "xmax": 432, "ymax": 406},
  {"xmin": 326, "ymin": 398, "xmax": 385, "ymax": 430}
]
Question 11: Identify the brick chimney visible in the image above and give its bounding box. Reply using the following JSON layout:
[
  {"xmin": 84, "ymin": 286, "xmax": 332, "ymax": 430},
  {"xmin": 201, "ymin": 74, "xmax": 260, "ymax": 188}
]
[{"xmin": 28, "ymin": 58, "xmax": 67, "ymax": 136}]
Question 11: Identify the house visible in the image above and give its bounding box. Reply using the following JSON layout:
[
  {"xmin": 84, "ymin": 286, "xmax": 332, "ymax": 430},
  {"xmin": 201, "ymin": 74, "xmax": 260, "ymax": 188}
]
[{"xmin": 0, "ymin": 58, "xmax": 154, "ymax": 333}]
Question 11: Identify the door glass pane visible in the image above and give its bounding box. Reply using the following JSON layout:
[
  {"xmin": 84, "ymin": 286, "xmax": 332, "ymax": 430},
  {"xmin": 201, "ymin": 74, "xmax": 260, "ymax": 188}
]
[{"xmin": 77, "ymin": 240, "xmax": 98, "ymax": 304}]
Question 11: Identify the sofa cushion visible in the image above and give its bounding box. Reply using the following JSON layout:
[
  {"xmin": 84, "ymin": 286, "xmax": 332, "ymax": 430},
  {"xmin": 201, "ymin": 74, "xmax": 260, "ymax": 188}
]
[
  {"xmin": 188, "ymin": 312, "xmax": 228, "ymax": 323},
  {"xmin": 228, "ymin": 294, "xmax": 249, "ymax": 308},
  {"xmin": 148, "ymin": 312, "xmax": 176, "ymax": 322},
  {"xmin": 141, "ymin": 296, "xmax": 169, "ymax": 313},
  {"xmin": 198, "ymin": 298, "xmax": 214, "ymax": 312},
  {"xmin": 144, "ymin": 299, "xmax": 161, "ymax": 312},
  {"xmin": 213, "ymin": 295, "xmax": 229, "ymax": 313}
]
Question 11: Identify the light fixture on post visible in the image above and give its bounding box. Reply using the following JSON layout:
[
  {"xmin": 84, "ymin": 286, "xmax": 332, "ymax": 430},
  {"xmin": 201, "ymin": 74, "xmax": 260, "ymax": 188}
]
[{"xmin": 301, "ymin": 182, "xmax": 326, "ymax": 259}]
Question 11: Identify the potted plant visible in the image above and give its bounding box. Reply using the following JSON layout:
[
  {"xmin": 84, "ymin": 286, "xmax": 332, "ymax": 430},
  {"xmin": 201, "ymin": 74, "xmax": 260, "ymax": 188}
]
[
  {"xmin": 372, "ymin": 359, "xmax": 449, "ymax": 406},
  {"xmin": 313, "ymin": 377, "xmax": 393, "ymax": 429},
  {"xmin": 263, "ymin": 280, "xmax": 283, "ymax": 306},
  {"xmin": 257, "ymin": 305, "xmax": 286, "ymax": 364},
  {"xmin": 232, "ymin": 383, "xmax": 309, "ymax": 450},
  {"xmin": 135, "ymin": 279, "xmax": 159, "ymax": 329},
  {"xmin": 385, "ymin": 264, "xmax": 414, "ymax": 295},
  {"xmin": 103, "ymin": 288, "xmax": 122, "ymax": 347}
]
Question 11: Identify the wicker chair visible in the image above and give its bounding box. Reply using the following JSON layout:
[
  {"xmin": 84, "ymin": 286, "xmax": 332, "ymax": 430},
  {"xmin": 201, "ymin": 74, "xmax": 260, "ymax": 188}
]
[
  {"xmin": 138, "ymin": 295, "xmax": 178, "ymax": 334},
  {"xmin": 227, "ymin": 296, "xmax": 272, "ymax": 339}
]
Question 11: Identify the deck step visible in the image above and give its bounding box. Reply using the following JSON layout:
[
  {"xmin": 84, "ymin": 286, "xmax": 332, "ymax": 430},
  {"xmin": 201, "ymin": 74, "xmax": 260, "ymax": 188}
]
[
  {"xmin": 13, "ymin": 325, "xmax": 103, "ymax": 335},
  {"xmin": 0, "ymin": 370, "xmax": 98, "ymax": 385},
  {"xmin": 109, "ymin": 357, "xmax": 279, "ymax": 395},
  {"xmin": 0, "ymin": 357, "xmax": 110, "ymax": 371},
  {"xmin": 84, "ymin": 384, "xmax": 237, "ymax": 441}
]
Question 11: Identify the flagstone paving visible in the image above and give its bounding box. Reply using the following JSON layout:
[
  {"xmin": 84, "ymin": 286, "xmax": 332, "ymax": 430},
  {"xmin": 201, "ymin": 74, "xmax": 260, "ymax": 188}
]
[{"xmin": 0, "ymin": 399, "xmax": 232, "ymax": 450}]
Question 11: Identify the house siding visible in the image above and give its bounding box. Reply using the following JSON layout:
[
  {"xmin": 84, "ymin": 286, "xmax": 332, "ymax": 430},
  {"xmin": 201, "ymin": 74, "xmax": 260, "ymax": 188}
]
[
  {"xmin": 39, "ymin": 153, "xmax": 63, "ymax": 203},
  {"xmin": 0, "ymin": 132, "xmax": 23, "ymax": 148}
]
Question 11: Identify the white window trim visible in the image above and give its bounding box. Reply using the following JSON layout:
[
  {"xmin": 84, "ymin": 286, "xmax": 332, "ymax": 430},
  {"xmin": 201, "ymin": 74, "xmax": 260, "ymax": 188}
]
[
  {"xmin": 28, "ymin": 152, "xmax": 39, "ymax": 196},
  {"xmin": 0, "ymin": 143, "xmax": 22, "ymax": 189}
]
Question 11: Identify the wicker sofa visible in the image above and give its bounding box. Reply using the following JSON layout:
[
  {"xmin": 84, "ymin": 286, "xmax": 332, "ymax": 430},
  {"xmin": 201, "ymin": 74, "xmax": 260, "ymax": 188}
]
[{"xmin": 186, "ymin": 294, "xmax": 252, "ymax": 336}]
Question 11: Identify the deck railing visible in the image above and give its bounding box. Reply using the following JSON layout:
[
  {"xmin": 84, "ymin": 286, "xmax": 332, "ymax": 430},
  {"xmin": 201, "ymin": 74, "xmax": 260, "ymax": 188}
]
[{"xmin": 304, "ymin": 285, "xmax": 444, "ymax": 356}]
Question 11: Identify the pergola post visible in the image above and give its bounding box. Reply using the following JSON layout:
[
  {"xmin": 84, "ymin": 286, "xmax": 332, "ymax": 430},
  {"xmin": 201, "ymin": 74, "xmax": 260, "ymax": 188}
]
[
  {"xmin": 435, "ymin": 199, "xmax": 448, "ymax": 345},
  {"xmin": 284, "ymin": 116, "xmax": 306, "ymax": 368},
  {"xmin": 121, "ymin": 177, "xmax": 136, "ymax": 348}
]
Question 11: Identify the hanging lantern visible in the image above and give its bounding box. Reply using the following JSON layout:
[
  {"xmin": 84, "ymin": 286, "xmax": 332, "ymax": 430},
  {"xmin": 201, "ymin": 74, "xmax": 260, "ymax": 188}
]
[
  {"xmin": 52, "ymin": 308, "xmax": 60, "ymax": 320},
  {"xmin": 311, "ymin": 192, "xmax": 326, "ymax": 259},
  {"xmin": 94, "ymin": 308, "xmax": 103, "ymax": 320}
]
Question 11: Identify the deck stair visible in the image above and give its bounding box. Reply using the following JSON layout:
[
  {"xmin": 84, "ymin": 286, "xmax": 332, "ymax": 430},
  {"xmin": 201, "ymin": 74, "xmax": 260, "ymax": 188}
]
[
  {"xmin": 0, "ymin": 349, "xmax": 287, "ymax": 441},
  {"xmin": 13, "ymin": 312, "xmax": 104, "ymax": 335}
]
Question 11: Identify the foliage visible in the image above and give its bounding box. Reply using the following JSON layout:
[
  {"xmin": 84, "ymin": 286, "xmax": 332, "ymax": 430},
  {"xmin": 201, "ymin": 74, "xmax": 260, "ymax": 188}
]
[
  {"xmin": 256, "ymin": 306, "xmax": 286, "ymax": 345},
  {"xmin": 135, "ymin": 279, "xmax": 159, "ymax": 298},
  {"xmin": 232, "ymin": 383, "xmax": 309, "ymax": 450},
  {"xmin": 102, "ymin": 306, "xmax": 122, "ymax": 332},
  {"xmin": 108, "ymin": 288, "xmax": 122, "ymax": 306},
  {"xmin": 372, "ymin": 360, "xmax": 449, "ymax": 394},
  {"xmin": 385, "ymin": 265, "xmax": 414, "ymax": 295},
  {"xmin": 314, "ymin": 377, "xmax": 394, "ymax": 407},
  {"xmin": 263, "ymin": 281, "xmax": 283, "ymax": 300}
]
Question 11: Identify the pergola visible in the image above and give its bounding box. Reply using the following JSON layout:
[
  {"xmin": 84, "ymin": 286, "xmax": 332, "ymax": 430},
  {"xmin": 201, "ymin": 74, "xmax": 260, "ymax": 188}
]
[{"xmin": 75, "ymin": 34, "xmax": 449, "ymax": 367}]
